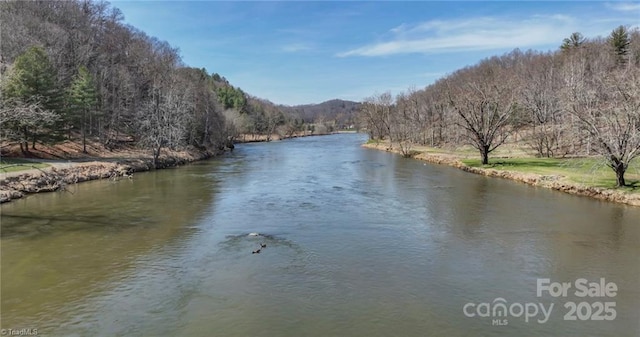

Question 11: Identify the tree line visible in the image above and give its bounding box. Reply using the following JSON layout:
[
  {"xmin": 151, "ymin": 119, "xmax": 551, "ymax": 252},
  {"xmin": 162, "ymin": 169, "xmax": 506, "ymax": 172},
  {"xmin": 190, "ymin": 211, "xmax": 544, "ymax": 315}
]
[
  {"xmin": 359, "ymin": 26, "xmax": 640, "ymax": 187},
  {"xmin": 279, "ymin": 99, "xmax": 361, "ymax": 132},
  {"xmin": 0, "ymin": 0, "xmax": 328, "ymax": 167}
]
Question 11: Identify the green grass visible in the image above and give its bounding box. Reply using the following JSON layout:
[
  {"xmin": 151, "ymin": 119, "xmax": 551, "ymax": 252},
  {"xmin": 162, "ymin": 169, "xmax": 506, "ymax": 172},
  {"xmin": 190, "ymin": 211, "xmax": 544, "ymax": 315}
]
[
  {"xmin": 0, "ymin": 158, "xmax": 49, "ymax": 173},
  {"xmin": 461, "ymin": 157, "xmax": 640, "ymax": 192}
]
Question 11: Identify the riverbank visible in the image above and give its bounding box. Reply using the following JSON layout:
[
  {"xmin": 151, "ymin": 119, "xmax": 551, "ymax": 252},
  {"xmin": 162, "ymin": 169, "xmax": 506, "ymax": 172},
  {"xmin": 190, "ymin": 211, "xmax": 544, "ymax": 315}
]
[
  {"xmin": 236, "ymin": 130, "xmax": 354, "ymax": 143},
  {"xmin": 0, "ymin": 132, "xmax": 338, "ymax": 203},
  {"xmin": 0, "ymin": 148, "xmax": 217, "ymax": 203},
  {"xmin": 362, "ymin": 142, "xmax": 640, "ymax": 207},
  {"xmin": 236, "ymin": 131, "xmax": 318, "ymax": 143}
]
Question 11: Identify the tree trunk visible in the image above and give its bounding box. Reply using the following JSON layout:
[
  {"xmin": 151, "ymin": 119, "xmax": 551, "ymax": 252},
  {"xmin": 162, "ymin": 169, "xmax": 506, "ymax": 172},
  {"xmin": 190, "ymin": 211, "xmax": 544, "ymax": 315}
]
[
  {"xmin": 30, "ymin": 125, "xmax": 36, "ymax": 149},
  {"xmin": 153, "ymin": 146, "xmax": 161, "ymax": 169},
  {"xmin": 480, "ymin": 144, "xmax": 490, "ymax": 165},
  {"xmin": 21, "ymin": 126, "xmax": 29, "ymax": 153},
  {"xmin": 613, "ymin": 161, "xmax": 626, "ymax": 187},
  {"xmin": 616, "ymin": 171, "xmax": 626, "ymax": 187},
  {"xmin": 83, "ymin": 129, "xmax": 87, "ymax": 153},
  {"xmin": 82, "ymin": 110, "xmax": 88, "ymax": 153}
]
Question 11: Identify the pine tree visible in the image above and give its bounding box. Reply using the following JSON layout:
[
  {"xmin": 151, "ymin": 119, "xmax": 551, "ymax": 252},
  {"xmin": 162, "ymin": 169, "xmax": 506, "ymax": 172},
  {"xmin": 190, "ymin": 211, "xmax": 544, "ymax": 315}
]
[
  {"xmin": 67, "ymin": 66, "xmax": 98, "ymax": 153},
  {"xmin": 609, "ymin": 25, "xmax": 630, "ymax": 66},
  {"xmin": 2, "ymin": 46, "xmax": 60, "ymax": 151},
  {"xmin": 3, "ymin": 46, "xmax": 58, "ymax": 107},
  {"xmin": 560, "ymin": 32, "xmax": 585, "ymax": 52}
]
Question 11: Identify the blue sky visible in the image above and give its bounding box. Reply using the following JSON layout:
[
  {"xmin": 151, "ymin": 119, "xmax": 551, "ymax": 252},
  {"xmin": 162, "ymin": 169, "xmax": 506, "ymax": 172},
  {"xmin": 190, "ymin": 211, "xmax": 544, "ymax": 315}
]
[{"xmin": 111, "ymin": 1, "xmax": 639, "ymax": 105}]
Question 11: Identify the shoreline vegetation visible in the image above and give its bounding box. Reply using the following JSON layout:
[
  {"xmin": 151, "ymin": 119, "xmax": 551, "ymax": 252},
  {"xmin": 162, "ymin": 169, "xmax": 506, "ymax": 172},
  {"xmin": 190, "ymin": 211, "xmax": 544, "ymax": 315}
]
[
  {"xmin": 1, "ymin": 1, "xmax": 361, "ymax": 204},
  {"xmin": 0, "ymin": 131, "xmax": 336, "ymax": 203},
  {"xmin": 362, "ymin": 141, "xmax": 640, "ymax": 207},
  {"xmin": 4, "ymin": 131, "xmax": 638, "ymax": 206},
  {"xmin": 358, "ymin": 27, "xmax": 639, "ymax": 194}
]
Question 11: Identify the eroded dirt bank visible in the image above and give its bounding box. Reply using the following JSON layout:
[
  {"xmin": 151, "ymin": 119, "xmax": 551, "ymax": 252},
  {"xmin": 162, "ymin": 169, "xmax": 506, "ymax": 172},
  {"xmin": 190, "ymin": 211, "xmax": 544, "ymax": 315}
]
[
  {"xmin": 0, "ymin": 132, "xmax": 339, "ymax": 203},
  {"xmin": 0, "ymin": 150, "xmax": 213, "ymax": 203},
  {"xmin": 362, "ymin": 142, "xmax": 640, "ymax": 207}
]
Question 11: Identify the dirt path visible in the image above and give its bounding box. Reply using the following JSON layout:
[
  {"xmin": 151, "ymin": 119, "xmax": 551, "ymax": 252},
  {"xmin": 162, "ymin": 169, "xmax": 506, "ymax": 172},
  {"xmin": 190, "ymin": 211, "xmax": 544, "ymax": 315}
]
[{"xmin": 0, "ymin": 160, "xmax": 85, "ymax": 179}]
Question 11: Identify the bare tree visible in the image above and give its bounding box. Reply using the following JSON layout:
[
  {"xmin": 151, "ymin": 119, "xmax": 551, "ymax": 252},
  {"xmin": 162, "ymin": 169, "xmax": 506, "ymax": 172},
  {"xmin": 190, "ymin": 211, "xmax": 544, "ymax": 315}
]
[
  {"xmin": 137, "ymin": 76, "xmax": 191, "ymax": 168},
  {"xmin": 358, "ymin": 100, "xmax": 382, "ymax": 140},
  {"xmin": 447, "ymin": 59, "xmax": 516, "ymax": 164},
  {"xmin": 359, "ymin": 92, "xmax": 393, "ymax": 142},
  {"xmin": 420, "ymin": 83, "xmax": 451, "ymax": 146},
  {"xmin": 0, "ymin": 99, "xmax": 60, "ymax": 151},
  {"xmin": 567, "ymin": 66, "xmax": 640, "ymax": 187},
  {"xmin": 519, "ymin": 52, "xmax": 569, "ymax": 157},
  {"xmin": 392, "ymin": 92, "xmax": 422, "ymax": 157},
  {"xmin": 264, "ymin": 104, "xmax": 284, "ymax": 140},
  {"xmin": 398, "ymin": 87, "xmax": 431, "ymax": 145}
]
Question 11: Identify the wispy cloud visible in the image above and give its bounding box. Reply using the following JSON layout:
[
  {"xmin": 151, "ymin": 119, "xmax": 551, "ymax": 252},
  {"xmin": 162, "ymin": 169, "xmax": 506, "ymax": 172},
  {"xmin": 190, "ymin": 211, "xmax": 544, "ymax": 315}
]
[
  {"xmin": 281, "ymin": 43, "xmax": 313, "ymax": 53},
  {"xmin": 605, "ymin": 2, "xmax": 640, "ymax": 12},
  {"xmin": 421, "ymin": 72, "xmax": 445, "ymax": 79},
  {"xmin": 337, "ymin": 15, "xmax": 581, "ymax": 57}
]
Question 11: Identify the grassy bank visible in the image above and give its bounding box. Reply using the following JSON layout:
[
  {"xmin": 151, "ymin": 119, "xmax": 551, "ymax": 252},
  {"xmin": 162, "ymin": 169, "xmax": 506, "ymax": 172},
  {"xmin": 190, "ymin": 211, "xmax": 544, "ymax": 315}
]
[
  {"xmin": 0, "ymin": 158, "xmax": 50, "ymax": 173},
  {"xmin": 462, "ymin": 157, "xmax": 640, "ymax": 191},
  {"xmin": 362, "ymin": 141, "xmax": 640, "ymax": 207}
]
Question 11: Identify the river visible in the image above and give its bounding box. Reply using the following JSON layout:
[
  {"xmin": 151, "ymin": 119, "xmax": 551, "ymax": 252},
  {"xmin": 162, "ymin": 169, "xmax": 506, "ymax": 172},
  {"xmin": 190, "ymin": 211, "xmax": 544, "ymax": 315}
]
[{"xmin": 1, "ymin": 133, "xmax": 638, "ymax": 336}]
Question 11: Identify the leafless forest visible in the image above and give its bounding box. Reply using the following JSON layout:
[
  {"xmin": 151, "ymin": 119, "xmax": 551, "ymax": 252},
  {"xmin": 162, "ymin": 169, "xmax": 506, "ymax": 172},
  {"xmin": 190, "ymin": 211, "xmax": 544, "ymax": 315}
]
[
  {"xmin": 1, "ymin": 1, "xmax": 638, "ymax": 186},
  {"xmin": 360, "ymin": 27, "xmax": 640, "ymax": 186},
  {"xmin": 0, "ymin": 1, "xmax": 358, "ymax": 167}
]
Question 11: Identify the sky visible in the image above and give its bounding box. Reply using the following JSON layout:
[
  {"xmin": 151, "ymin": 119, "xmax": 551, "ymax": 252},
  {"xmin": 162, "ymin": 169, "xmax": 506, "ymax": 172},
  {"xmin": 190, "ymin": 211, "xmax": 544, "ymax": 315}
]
[{"xmin": 110, "ymin": 1, "xmax": 640, "ymax": 106}]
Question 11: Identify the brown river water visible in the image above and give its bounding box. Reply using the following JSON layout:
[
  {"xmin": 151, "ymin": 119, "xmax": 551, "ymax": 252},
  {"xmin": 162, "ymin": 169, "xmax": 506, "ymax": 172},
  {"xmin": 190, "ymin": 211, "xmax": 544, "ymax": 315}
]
[{"xmin": 1, "ymin": 133, "xmax": 638, "ymax": 336}]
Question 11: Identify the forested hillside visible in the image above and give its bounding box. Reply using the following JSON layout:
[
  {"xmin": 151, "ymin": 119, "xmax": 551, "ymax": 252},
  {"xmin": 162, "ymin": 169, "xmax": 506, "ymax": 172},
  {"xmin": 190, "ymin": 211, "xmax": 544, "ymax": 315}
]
[
  {"xmin": 360, "ymin": 27, "xmax": 640, "ymax": 187},
  {"xmin": 280, "ymin": 99, "xmax": 361, "ymax": 131},
  {"xmin": 0, "ymin": 0, "xmax": 344, "ymax": 166}
]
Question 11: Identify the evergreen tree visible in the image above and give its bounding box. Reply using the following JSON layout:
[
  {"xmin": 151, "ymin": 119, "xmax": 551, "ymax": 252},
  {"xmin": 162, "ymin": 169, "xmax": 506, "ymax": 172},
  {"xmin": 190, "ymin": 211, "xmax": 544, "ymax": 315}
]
[
  {"xmin": 609, "ymin": 25, "xmax": 630, "ymax": 66},
  {"xmin": 560, "ymin": 32, "xmax": 585, "ymax": 52},
  {"xmin": 3, "ymin": 46, "xmax": 58, "ymax": 108},
  {"xmin": 2, "ymin": 46, "xmax": 60, "ymax": 151},
  {"xmin": 67, "ymin": 66, "xmax": 98, "ymax": 153}
]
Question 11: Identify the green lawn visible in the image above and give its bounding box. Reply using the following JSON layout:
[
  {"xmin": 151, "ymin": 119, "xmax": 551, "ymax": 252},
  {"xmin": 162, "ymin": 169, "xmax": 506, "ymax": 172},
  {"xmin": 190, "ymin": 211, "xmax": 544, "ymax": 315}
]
[
  {"xmin": 461, "ymin": 157, "xmax": 640, "ymax": 191},
  {"xmin": 369, "ymin": 140, "xmax": 640, "ymax": 192},
  {"xmin": 0, "ymin": 158, "xmax": 49, "ymax": 173}
]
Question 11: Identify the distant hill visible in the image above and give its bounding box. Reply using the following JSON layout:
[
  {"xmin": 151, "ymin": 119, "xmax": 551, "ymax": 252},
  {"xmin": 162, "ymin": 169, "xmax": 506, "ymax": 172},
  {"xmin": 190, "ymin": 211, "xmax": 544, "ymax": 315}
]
[{"xmin": 280, "ymin": 99, "xmax": 361, "ymax": 128}]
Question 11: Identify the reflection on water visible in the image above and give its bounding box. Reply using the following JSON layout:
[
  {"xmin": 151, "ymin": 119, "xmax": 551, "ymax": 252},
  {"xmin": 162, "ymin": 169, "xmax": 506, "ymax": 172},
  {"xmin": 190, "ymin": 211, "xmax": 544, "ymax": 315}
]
[
  {"xmin": 221, "ymin": 233, "xmax": 302, "ymax": 251},
  {"xmin": 1, "ymin": 133, "xmax": 639, "ymax": 336},
  {"xmin": 0, "ymin": 164, "xmax": 221, "ymax": 332}
]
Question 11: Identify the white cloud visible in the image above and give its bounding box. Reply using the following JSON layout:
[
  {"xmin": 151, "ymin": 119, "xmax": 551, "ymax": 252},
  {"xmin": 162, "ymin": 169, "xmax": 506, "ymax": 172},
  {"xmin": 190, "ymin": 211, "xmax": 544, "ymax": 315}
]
[
  {"xmin": 281, "ymin": 43, "xmax": 313, "ymax": 53},
  {"xmin": 606, "ymin": 2, "xmax": 640, "ymax": 12},
  {"xmin": 337, "ymin": 15, "xmax": 588, "ymax": 57}
]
